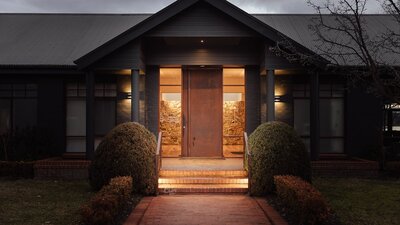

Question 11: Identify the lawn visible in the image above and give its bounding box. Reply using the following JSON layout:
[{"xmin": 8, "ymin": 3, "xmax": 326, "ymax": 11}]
[
  {"xmin": 314, "ymin": 177, "xmax": 400, "ymax": 225},
  {"xmin": 0, "ymin": 179, "xmax": 93, "ymax": 225}
]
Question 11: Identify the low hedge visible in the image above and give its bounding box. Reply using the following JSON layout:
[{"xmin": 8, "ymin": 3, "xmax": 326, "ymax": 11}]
[
  {"xmin": 0, "ymin": 161, "xmax": 34, "ymax": 178},
  {"xmin": 274, "ymin": 175, "xmax": 330, "ymax": 225},
  {"xmin": 80, "ymin": 176, "xmax": 133, "ymax": 225}
]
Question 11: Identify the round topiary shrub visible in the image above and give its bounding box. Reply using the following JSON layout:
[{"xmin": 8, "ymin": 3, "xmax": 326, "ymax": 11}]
[
  {"xmin": 249, "ymin": 121, "xmax": 311, "ymax": 196},
  {"xmin": 89, "ymin": 122, "xmax": 157, "ymax": 195}
]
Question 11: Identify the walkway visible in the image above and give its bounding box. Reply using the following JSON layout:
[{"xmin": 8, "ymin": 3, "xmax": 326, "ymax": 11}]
[{"xmin": 124, "ymin": 195, "xmax": 288, "ymax": 225}]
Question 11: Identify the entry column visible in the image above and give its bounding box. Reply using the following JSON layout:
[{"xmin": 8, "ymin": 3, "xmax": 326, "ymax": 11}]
[
  {"xmin": 266, "ymin": 69, "xmax": 275, "ymax": 121},
  {"xmin": 131, "ymin": 69, "xmax": 140, "ymax": 122}
]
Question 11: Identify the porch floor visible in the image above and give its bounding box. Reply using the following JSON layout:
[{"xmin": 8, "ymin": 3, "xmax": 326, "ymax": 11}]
[{"xmin": 161, "ymin": 158, "xmax": 244, "ymax": 171}]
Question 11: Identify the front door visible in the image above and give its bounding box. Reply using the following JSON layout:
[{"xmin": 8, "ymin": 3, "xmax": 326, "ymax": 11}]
[{"xmin": 183, "ymin": 67, "xmax": 223, "ymax": 157}]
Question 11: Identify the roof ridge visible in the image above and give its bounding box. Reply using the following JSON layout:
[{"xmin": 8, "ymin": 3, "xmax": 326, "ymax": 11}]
[{"xmin": 0, "ymin": 13, "xmax": 153, "ymax": 16}]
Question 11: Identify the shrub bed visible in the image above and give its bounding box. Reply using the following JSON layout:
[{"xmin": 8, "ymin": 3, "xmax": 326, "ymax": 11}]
[
  {"xmin": 0, "ymin": 161, "xmax": 34, "ymax": 178},
  {"xmin": 80, "ymin": 176, "xmax": 133, "ymax": 225},
  {"xmin": 249, "ymin": 121, "xmax": 311, "ymax": 195},
  {"xmin": 89, "ymin": 122, "xmax": 157, "ymax": 194},
  {"xmin": 274, "ymin": 175, "xmax": 330, "ymax": 225}
]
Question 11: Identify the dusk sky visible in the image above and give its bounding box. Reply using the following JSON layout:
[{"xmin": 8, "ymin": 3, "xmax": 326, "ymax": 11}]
[{"xmin": 0, "ymin": 0, "xmax": 383, "ymax": 14}]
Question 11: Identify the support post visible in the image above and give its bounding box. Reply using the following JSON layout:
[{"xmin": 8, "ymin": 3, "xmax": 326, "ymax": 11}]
[
  {"xmin": 131, "ymin": 69, "xmax": 140, "ymax": 122},
  {"xmin": 145, "ymin": 65, "xmax": 160, "ymax": 135},
  {"xmin": 267, "ymin": 69, "xmax": 275, "ymax": 121},
  {"xmin": 310, "ymin": 72, "xmax": 320, "ymax": 160},
  {"xmin": 245, "ymin": 65, "xmax": 261, "ymax": 134},
  {"xmin": 85, "ymin": 71, "xmax": 95, "ymax": 160}
]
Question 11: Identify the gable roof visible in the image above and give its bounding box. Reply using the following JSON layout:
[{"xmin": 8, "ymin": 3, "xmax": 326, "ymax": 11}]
[
  {"xmin": 0, "ymin": 14, "xmax": 149, "ymax": 67},
  {"xmin": 0, "ymin": 3, "xmax": 398, "ymax": 68},
  {"xmin": 74, "ymin": 0, "xmax": 313, "ymax": 69}
]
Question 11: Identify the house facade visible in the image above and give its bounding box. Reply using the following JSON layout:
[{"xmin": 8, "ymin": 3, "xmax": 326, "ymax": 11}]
[{"xmin": 0, "ymin": 0, "xmax": 385, "ymax": 160}]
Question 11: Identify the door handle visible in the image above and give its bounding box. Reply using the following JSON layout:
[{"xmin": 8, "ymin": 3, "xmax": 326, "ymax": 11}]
[
  {"xmin": 193, "ymin": 137, "xmax": 195, "ymax": 147},
  {"xmin": 182, "ymin": 114, "xmax": 186, "ymax": 129}
]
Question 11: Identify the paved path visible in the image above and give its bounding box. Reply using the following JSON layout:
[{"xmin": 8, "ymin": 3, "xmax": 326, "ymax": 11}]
[{"xmin": 125, "ymin": 195, "xmax": 288, "ymax": 225}]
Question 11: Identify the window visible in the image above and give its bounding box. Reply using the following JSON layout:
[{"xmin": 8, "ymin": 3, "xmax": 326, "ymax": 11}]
[
  {"xmin": 293, "ymin": 81, "xmax": 345, "ymax": 153},
  {"xmin": 319, "ymin": 83, "xmax": 345, "ymax": 153},
  {"xmin": 66, "ymin": 81, "xmax": 116, "ymax": 153},
  {"xmin": 293, "ymin": 83, "xmax": 311, "ymax": 151},
  {"xmin": 0, "ymin": 83, "xmax": 37, "ymax": 134}
]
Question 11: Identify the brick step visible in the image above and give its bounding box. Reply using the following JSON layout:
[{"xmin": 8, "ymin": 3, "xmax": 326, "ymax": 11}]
[
  {"xmin": 158, "ymin": 184, "xmax": 248, "ymax": 194},
  {"xmin": 158, "ymin": 177, "xmax": 248, "ymax": 184},
  {"xmin": 159, "ymin": 170, "xmax": 248, "ymax": 177}
]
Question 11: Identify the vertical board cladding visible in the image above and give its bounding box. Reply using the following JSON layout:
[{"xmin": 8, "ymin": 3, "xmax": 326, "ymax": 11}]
[
  {"xmin": 38, "ymin": 76, "xmax": 65, "ymax": 155},
  {"xmin": 145, "ymin": 65, "xmax": 160, "ymax": 135},
  {"xmin": 245, "ymin": 65, "xmax": 261, "ymax": 134},
  {"xmin": 346, "ymin": 87, "xmax": 382, "ymax": 157},
  {"xmin": 93, "ymin": 40, "xmax": 144, "ymax": 70}
]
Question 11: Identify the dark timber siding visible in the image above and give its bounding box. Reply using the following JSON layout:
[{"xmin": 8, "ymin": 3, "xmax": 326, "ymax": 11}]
[
  {"xmin": 346, "ymin": 87, "xmax": 382, "ymax": 157},
  {"xmin": 146, "ymin": 45, "xmax": 260, "ymax": 66},
  {"xmin": 145, "ymin": 65, "xmax": 160, "ymax": 135},
  {"xmin": 93, "ymin": 40, "xmax": 143, "ymax": 70},
  {"xmin": 147, "ymin": 1, "xmax": 256, "ymax": 37},
  {"xmin": 38, "ymin": 76, "xmax": 65, "ymax": 155},
  {"xmin": 245, "ymin": 65, "xmax": 261, "ymax": 134}
]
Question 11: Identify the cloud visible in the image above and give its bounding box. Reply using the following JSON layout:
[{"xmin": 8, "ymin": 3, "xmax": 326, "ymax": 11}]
[{"xmin": 0, "ymin": 0, "xmax": 384, "ymax": 13}]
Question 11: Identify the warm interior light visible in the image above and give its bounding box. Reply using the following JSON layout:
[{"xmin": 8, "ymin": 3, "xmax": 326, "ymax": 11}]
[
  {"xmin": 224, "ymin": 93, "xmax": 242, "ymax": 101},
  {"xmin": 162, "ymin": 93, "xmax": 181, "ymax": 101},
  {"xmin": 200, "ymin": 39, "xmax": 204, "ymax": 43}
]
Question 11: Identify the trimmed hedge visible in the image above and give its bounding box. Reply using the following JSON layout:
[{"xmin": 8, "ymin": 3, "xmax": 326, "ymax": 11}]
[
  {"xmin": 80, "ymin": 176, "xmax": 133, "ymax": 225},
  {"xmin": 274, "ymin": 175, "xmax": 330, "ymax": 225},
  {"xmin": 0, "ymin": 161, "xmax": 34, "ymax": 178},
  {"xmin": 249, "ymin": 121, "xmax": 311, "ymax": 195},
  {"xmin": 89, "ymin": 122, "xmax": 157, "ymax": 194}
]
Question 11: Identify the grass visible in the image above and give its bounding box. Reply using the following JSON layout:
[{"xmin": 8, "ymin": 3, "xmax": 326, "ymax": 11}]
[
  {"xmin": 314, "ymin": 177, "xmax": 400, "ymax": 225},
  {"xmin": 0, "ymin": 179, "xmax": 93, "ymax": 225}
]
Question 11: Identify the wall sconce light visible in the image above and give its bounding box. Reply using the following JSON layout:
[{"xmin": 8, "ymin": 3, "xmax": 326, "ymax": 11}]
[
  {"xmin": 118, "ymin": 92, "xmax": 131, "ymax": 100},
  {"xmin": 274, "ymin": 94, "xmax": 289, "ymax": 102}
]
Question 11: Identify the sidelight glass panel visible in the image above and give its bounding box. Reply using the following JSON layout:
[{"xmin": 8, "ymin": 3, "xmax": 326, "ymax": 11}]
[
  {"xmin": 223, "ymin": 68, "xmax": 245, "ymax": 158},
  {"xmin": 159, "ymin": 68, "xmax": 182, "ymax": 157}
]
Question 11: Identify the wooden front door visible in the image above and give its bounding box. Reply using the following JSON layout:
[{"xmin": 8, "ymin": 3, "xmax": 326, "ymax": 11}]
[{"xmin": 183, "ymin": 67, "xmax": 223, "ymax": 157}]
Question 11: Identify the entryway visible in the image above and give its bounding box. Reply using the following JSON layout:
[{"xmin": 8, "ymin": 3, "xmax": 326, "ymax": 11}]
[{"xmin": 159, "ymin": 67, "xmax": 245, "ymax": 158}]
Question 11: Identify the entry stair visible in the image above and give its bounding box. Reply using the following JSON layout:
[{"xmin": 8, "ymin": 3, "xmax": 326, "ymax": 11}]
[{"xmin": 158, "ymin": 169, "xmax": 248, "ymax": 194}]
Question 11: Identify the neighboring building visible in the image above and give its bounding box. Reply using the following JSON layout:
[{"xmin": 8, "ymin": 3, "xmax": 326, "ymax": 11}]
[{"xmin": 0, "ymin": 0, "xmax": 393, "ymax": 160}]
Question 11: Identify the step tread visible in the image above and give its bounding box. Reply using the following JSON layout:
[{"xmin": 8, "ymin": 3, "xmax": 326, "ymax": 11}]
[
  {"xmin": 159, "ymin": 170, "xmax": 248, "ymax": 177},
  {"xmin": 158, "ymin": 177, "xmax": 248, "ymax": 184},
  {"xmin": 158, "ymin": 184, "xmax": 248, "ymax": 188}
]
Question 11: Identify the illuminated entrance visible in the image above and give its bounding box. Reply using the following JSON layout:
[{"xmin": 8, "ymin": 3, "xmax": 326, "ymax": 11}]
[{"xmin": 159, "ymin": 67, "xmax": 245, "ymax": 157}]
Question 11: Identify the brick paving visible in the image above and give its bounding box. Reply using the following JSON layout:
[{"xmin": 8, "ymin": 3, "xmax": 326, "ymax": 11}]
[{"xmin": 125, "ymin": 195, "xmax": 280, "ymax": 225}]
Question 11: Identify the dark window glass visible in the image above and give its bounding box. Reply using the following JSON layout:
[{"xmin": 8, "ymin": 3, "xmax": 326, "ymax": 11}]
[
  {"xmin": 294, "ymin": 99, "xmax": 310, "ymax": 136},
  {"xmin": 320, "ymin": 99, "xmax": 344, "ymax": 137},
  {"xmin": 13, "ymin": 99, "xmax": 37, "ymax": 129},
  {"xmin": 95, "ymin": 100, "xmax": 116, "ymax": 136}
]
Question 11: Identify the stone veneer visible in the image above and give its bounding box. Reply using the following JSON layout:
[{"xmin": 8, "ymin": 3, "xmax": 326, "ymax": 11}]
[{"xmin": 159, "ymin": 100, "xmax": 245, "ymax": 145}]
